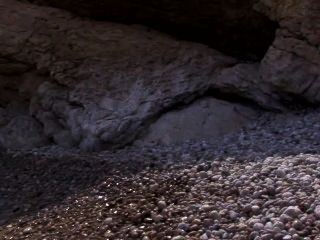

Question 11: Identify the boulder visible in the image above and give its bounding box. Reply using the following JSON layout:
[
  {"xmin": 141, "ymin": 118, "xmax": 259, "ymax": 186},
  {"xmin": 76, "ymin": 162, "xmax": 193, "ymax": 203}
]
[
  {"xmin": 138, "ymin": 98, "xmax": 258, "ymax": 145},
  {"xmin": 256, "ymin": 0, "xmax": 320, "ymax": 103},
  {"xmin": 0, "ymin": 116, "xmax": 49, "ymax": 150}
]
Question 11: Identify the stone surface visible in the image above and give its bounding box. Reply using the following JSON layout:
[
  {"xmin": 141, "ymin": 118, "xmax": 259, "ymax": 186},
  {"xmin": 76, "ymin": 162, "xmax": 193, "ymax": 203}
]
[
  {"xmin": 0, "ymin": 116, "xmax": 49, "ymax": 149},
  {"xmin": 1, "ymin": 0, "xmax": 274, "ymax": 150},
  {"xmin": 256, "ymin": 0, "xmax": 320, "ymax": 103},
  {"xmin": 25, "ymin": 0, "xmax": 320, "ymax": 105},
  {"xmin": 0, "ymin": 0, "xmax": 318, "ymax": 150},
  {"xmin": 138, "ymin": 98, "xmax": 258, "ymax": 145}
]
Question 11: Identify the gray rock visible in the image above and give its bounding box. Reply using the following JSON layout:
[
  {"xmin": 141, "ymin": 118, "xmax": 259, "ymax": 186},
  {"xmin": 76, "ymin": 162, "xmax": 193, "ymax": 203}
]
[
  {"xmin": 138, "ymin": 98, "xmax": 258, "ymax": 145},
  {"xmin": 0, "ymin": 116, "xmax": 49, "ymax": 149},
  {"xmin": 172, "ymin": 236, "xmax": 185, "ymax": 240},
  {"xmin": 314, "ymin": 205, "xmax": 320, "ymax": 219},
  {"xmin": 157, "ymin": 200, "xmax": 167, "ymax": 210},
  {"xmin": 253, "ymin": 223, "xmax": 264, "ymax": 231},
  {"xmin": 282, "ymin": 206, "xmax": 302, "ymax": 219},
  {"xmin": 177, "ymin": 223, "xmax": 190, "ymax": 232}
]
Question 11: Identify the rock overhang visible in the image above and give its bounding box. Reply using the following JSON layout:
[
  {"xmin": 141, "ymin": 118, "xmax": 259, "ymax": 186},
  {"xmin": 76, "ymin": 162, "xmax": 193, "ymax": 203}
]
[{"xmin": 26, "ymin": 0, "xmax": 279, "ymax": 60}]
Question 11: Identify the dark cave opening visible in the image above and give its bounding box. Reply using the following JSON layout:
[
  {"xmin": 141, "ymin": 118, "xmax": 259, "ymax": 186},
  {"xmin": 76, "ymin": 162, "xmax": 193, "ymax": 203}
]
[{"xmin": 27, "ymin": 0, "xmax": 279, "ymax": 61}]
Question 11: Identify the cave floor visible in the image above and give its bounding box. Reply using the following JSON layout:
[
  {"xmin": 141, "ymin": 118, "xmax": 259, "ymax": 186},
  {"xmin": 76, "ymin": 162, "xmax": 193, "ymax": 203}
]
[{"xmin": 1, "ymin": 108, "xmax": 320, "ymax": 239}]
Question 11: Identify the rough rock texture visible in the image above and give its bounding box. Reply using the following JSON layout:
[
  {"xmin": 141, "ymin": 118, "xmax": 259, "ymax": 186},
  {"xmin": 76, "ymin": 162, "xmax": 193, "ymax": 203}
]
[
  {"xmin": 0, "ymin": 0, "xmax": 276, "ymax": 150},
  {"xmin": 0, "ymin": 62, "xmax": 48, "ymax": 149},
  {"xmin": 0, "ymin": 0, "xmax": 319, "ymax": 150},
  {"xmin": 138, "ymin": 98, "xmax": 258, "ymax": 145},
  {"xmin": 24, "ymin": 0, "xmax": 320, "ymax": 104},
  {"xmin": 0, "ymin": 116, "xmax": 49, "ymax": 150},
  {"xmin": 256, "ymin": 0, "xmax": 320, "ymax": 103}
]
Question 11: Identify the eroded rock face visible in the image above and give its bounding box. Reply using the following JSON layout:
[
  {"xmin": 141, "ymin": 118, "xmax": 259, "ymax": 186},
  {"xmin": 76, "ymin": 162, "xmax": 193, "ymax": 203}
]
[
  {"xmin": 0, "ymin": 0, "xmax": 278, "ymax": 150},
  {"xmin": 0, "ymin": 0, "xmax": 318, "ymax": 150},
  {"xmin": 256, "ymin": 0, "xmax": 320, "ymax": 103},
  {"xmin": 137, "ymin": 98, "xmax": 258, "ymax": 145},
  {"xmin": 0, "ymin": 69, "xmax": 49, "ymax": 149}
]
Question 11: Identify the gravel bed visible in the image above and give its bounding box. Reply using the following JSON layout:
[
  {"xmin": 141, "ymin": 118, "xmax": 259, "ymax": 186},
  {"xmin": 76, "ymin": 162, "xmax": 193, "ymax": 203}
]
[{"xmin": 1, "ymin": 108, "xmax": 320, "ymax": 239}]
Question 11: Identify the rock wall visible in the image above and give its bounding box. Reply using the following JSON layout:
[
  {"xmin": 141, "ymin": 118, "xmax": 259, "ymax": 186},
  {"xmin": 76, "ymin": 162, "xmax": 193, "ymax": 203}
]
[
  {"xmin": 0, "ymin": 0, "xmax": 319, "ymax": 150},
  {"xmin": 256, "ymin": 0, "xmax": 320, "ymax": 103}
]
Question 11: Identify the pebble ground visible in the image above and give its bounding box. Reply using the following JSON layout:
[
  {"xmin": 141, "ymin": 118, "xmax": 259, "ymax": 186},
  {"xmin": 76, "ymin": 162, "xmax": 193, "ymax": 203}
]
[{"xmin": 1, "ymin": 108, "xmax": 320, "ymax": 239}]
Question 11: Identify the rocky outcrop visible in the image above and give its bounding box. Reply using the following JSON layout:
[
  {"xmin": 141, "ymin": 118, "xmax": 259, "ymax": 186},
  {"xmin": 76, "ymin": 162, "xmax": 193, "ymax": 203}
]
[
  {"xmin": 0, "ymin": 58, "xmax": 49, "ymax": 149},
  {"xmin": 137, "ymin": 98, "xmax": 258, "ymax": 145},
  {"xmin": 0, "ymin": 0, "xmax": 274, "ymax": 150},
  {"xmin": 256, "ymin": 0, "xmax": 320, "ymax": 103},
  {"xmin": 0, "ymin": 0, "xmax": 319, "ymax": 150}
]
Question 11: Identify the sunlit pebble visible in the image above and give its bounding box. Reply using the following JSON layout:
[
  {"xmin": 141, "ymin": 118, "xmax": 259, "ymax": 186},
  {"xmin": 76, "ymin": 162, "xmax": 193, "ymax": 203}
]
[
  {"xmin": 251, "ymin": 205, "xmax": 260, "ymax": 214},
  {"xmin": 157, "ymin": 200, "xmax": 167, "ymax": 210},
  {"xmin": 171, "ymin": 236, "xmax": 185, "ymax": 240},
  {"xmin": 23, "ymin": 227, "xmax": 32, "ymax": 234},
  {"xmin": 104, "ymin": 217, "xmax": 113, "ymax": 224}
]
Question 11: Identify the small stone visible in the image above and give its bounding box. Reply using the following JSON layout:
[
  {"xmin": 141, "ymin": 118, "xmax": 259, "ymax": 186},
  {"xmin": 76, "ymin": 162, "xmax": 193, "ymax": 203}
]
[
  {"xmin": 275, "ymin": 169, "xmax": 286, "ymax": 178},
  {"xmin": 274, "ymin": 221, "xmax": 285, "ymax": 229},
  {"xmin": 229, "ymin": 210, "xmax": 239, "ymax": 220},
  {"xmin": 190, "ymin": 224, "xmax": 200, "ymax": 231},
  {"xmin": 292, "ymin": 220, "xmax": 304, "ymax": 230},
  {"xmin": 157, "ymin": 200, "xmax": 167, "ymax": 210},
  {"xmin": 209, "ymin": 210, "xmax": 220, "ymax": 220},
  {"xmin": 261, "ymin": 233, "xmax": 273, "ymax": 240},
  {"xmin": 201, "ymin": 204, "xmax": 212, "ymax": 212},
  {"xmin": 177, "ymin": 223, "xmax": 190, "ymax": 232},
  {"xmin": 280, "ymin": 214, "xmax": 292, "ymax": 223},
  {"xmin": 191, "ymin": 218, "xmax": 202, "ymax": 225},
  {"xmin": 282, "ymin": 206, "xmax": 302, "ymax": 218},
  {"xmin": 249, "ymin": 231, "xmax": 259, "ymax": 239},
  {"xmin": 200, "ymin": 233, "xmax": 209, "ymax": 240},
  {"xmin": 199, "ymin": 171, "xmax": 208, "ymax": 178},
  {"xmin": 292, "ymin": 234, "xmax": 300, "ymax": 240},
  {"xmin": 283, "ymin": 235, "xmax": 292, "ymax": 240},
  {"xmin": 23, "ymin": 227, "xmax": 32, "ymax": 234},
  {"xmin": 274, "ymin": 233, "xmax": 285, "ymax": 240},
  {"xmin": 264, "ymin": 222, "xmax": 273, "ymax": 231},
  {"xmin": 130, "ymin": 228, "xmax": 140, "ymax": 238},
  {"xmin": 253, "ymin": 223, "xmax": 264, "ymax": 231},
  {"xmin": 150, "ymin": 184, "xmax": 159, "ymax": 192},
  {"xmin": 172, "ymin": 236, "xmax": 185, "ymax": 240},
  {"xmin": 104, "ymin": 231, "xmax": 114, "ymax": 238},
  {"xmin": 314, "ymin": 205, "xmax": 320, "ymax": 219},
  {"xmin": 203, "ymin": 218, "xmax": 213, "ymax": 227},
  {"xmin": 151, "ymin": 214, "xmax": 163, "ymax": 223},
  {"xmin": 251, "ymin": 205, "xmax": 260, "ymax": 214},
  {"xmin": 288, "ymin": 228, "xmax": 296, "ymax": 235},
  {"xmin": 104, "ymin": 217, "xmax": 113, "ymax": 224}
]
